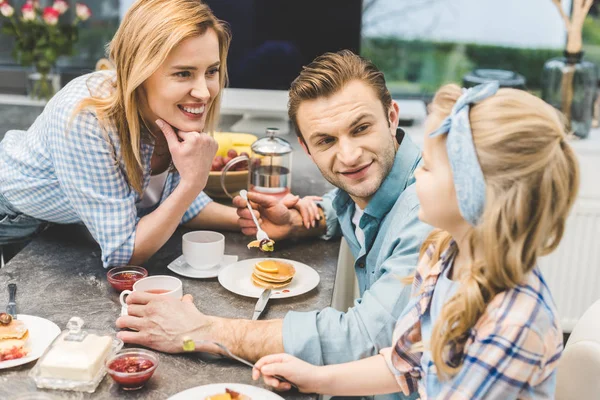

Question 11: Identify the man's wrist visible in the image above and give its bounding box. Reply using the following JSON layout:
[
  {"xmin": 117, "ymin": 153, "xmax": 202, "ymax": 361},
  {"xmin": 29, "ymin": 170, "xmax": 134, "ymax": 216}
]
[{"xmin": 191, "ymin": 315, "xmax": 227, "ymax": 355}]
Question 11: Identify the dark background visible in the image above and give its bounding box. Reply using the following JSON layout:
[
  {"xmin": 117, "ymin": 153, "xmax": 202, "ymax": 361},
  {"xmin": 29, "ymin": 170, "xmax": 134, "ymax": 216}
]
[{"xmin": 205, "ymin": 0, "xmax": 362, "ymax": 90}]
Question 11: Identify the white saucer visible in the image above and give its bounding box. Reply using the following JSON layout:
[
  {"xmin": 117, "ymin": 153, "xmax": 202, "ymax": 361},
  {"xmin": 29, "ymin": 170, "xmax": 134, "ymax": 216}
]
[{"xmin": 167, "ymin": 254, "xmax": 238, "ymax": 278}]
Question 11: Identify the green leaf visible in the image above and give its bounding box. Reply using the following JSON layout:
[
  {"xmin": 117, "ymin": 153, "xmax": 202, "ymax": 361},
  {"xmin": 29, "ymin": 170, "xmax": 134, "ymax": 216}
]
[
  {"xmin": 44, "ymin": 48, "xmax": 57, "ymax": 63},
  {"xmin": 1, "ymin": 24, "xmax": 15, "ymax": 35},
  {"xmin": 36, "ymin": 59, "xmax": 50, "ymax": 71},
  {"xmin": 20, "ymin": 53, "xmax": 33, "ymax": 65}
]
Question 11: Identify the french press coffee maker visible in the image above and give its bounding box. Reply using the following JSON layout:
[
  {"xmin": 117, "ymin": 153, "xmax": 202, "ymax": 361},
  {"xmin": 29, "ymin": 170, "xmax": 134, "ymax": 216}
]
[{"xmin": 221, "ymin": 128, "xmax": 293, "ymax": 199}]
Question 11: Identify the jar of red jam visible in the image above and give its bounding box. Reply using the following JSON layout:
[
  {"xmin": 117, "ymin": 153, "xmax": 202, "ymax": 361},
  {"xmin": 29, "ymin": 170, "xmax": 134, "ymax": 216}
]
[
  {"xmin": 107, "ymin": 266, "xmax": 148, "ymax": 292},
  {"xmin": 105, "ymin": 348, "xmax": 158, "ymax": 390}
]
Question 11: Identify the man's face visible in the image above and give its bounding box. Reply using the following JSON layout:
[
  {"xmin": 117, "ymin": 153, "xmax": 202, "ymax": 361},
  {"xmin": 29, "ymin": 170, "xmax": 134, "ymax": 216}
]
[{"xmin": 296, "ymin": 80, "xmax": 399, "ymax": 208}]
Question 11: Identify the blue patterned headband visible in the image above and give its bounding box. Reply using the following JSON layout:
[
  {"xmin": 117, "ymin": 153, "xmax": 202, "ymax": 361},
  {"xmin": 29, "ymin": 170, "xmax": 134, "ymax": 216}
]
[{"xmin": 429, "ymin": 82, "xmax": 499, "ymax": 226}]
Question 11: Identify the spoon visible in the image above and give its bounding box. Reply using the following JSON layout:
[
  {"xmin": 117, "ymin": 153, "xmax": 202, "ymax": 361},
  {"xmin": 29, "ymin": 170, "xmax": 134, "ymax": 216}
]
[{"xmin": 183, "ymin": 338, "xmax": 298, "ymax": 389}]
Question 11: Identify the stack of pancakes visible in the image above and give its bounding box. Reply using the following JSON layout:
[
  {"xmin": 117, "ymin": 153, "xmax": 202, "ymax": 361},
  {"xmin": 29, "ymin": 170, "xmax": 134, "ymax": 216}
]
[
  {"xmin": 0, "ymin": 319, "xmax": 29, "ymax": 361},
  {"xmin": 251, "ymin": 260, "xmax": 296, "ymax": 289}
]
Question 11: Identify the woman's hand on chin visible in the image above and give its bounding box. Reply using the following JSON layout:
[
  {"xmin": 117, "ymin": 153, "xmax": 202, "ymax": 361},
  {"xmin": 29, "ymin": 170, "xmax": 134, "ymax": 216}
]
[{"xmin": 156, "ymin": 119, "xmax": 217, "ymax": 191}]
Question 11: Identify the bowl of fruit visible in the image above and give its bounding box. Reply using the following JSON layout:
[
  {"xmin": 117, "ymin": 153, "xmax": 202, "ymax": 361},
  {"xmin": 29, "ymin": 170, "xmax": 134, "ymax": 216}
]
[{"xmin": 205, "ymin": 132, "xmax": 257, "ymax": 199}]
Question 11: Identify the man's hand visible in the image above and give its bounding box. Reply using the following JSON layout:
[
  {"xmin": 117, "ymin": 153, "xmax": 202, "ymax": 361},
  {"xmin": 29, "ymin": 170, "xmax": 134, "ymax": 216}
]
[
  {"xmin": 233, "ymin": 192, "xmax": 301, "ymax": 240},
  {"xmin": 116, "ymin": 292, "xmax": 214, "ymax": 353},
  {"xmin": 233, "ymin": 192, "xmax": 326, "ymax": 240}
]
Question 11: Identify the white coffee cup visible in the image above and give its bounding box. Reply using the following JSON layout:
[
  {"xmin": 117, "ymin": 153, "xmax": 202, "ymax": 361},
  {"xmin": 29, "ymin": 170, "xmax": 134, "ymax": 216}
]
[
  {"xmin": 182, "ymin": 231, "xmax": 225, "ymax": 270},
  {"xmin": 120, "ymin": 275, "xmax": 183, "ymax": 316}
]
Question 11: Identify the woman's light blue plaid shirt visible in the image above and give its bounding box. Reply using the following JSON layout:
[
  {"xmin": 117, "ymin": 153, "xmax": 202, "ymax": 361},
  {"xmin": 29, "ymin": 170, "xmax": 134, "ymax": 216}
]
[{"xmin": 0, "ymin": 71, "xmax": 212, "ymax": 268}]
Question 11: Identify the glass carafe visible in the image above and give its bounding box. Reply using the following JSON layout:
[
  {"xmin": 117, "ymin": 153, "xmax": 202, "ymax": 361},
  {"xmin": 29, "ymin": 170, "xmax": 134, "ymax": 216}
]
[{"xmin": 221, "ymin": 128, "xmax": 292, "ymax": 199}]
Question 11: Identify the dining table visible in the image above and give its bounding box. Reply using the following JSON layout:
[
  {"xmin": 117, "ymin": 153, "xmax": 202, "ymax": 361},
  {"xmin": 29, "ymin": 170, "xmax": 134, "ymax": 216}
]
[
  {"xmin": 0, "ymin": 126, "xmax": 345, "ymax": 399},
  {"xmin": 0, "ymin": 222, "xmax": 341, "ymax": 400}
]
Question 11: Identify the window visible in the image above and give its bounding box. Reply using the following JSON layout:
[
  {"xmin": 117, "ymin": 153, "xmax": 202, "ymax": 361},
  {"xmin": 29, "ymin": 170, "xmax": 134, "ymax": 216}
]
[
  {"xmin": 360, "ymin": 0, "xmax": 598, "ymax": 99},
  {"xmin": 0, "ymin": 0, "xmax": 119, "ymax": 93},
  {"xmin": 583, "ymin": 1, "xmax": 600, "ymax": 65}
]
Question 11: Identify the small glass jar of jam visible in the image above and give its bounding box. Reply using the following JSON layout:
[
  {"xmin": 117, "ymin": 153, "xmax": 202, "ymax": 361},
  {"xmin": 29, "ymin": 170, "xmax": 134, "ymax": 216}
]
[
  {"xmin": 105, "ymin": 348, "xmax": 158, "ymax": 390},
  {"xmin": 107, "ymin": 266, "xmax": 148, "ymax": 292}
]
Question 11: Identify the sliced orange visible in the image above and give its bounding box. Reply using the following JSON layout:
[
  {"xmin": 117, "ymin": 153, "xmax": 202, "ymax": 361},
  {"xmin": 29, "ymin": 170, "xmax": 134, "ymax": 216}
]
[
  {"xmin": 205, "ymin": 394, "xmax": 232, "ymax": 400},
  {"xmin": 247, "ymin": 240, "xmax": 260, "ymax": 249},
  {"xmin": 246, "ymin": 239, "xmax": 275, "ymax": 252}
]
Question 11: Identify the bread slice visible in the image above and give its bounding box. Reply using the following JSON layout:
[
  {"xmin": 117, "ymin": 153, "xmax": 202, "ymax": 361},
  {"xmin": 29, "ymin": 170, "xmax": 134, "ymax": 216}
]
[
  {"xmin": 0, "ymin": 319, "xmax": 28, "ymax": 340},
  {"xmin": 0, "ymin": 330, "xmax": 30, "ymax": 361}
]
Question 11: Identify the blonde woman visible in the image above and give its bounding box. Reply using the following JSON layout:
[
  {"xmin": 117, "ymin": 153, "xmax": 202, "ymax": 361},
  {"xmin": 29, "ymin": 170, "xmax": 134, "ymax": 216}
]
[
  {"xmin": 0, "ymin": 0, "xmax": 240, "ymax": 267},
  {"xmin": 252, "ymin": 82, "xmax": 579, "ymax": 399}
]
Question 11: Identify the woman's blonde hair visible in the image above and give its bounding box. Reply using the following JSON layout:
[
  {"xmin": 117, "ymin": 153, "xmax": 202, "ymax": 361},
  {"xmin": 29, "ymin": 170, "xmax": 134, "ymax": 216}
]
[
  {"xmin": 73, "ymin": 0, "xmax": 230, "ymax": 193},
  {"xmin": 425, "ymin": 84, "xmax": 580, "ymax": 377}
]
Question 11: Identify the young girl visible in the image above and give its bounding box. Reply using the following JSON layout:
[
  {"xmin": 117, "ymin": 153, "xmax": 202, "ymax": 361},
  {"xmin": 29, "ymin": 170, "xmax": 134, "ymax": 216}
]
[{"xmin": 252, "ymin": 82, "xmax": 579, "ymax": 399}]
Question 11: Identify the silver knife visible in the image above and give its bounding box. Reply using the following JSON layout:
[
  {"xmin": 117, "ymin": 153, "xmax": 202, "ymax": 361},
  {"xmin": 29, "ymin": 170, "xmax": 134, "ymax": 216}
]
[
  {"xmin": 7, "ymin": 283, "xmax": 17, "ymax": 319},
  {"xmin": 252, "ymin": 288, "xmax": 272, "ymax": 320}
]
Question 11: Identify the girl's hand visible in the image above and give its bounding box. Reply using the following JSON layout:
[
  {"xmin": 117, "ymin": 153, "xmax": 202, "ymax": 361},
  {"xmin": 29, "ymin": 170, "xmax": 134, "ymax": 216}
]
[
  {"xmin": 293, "ymin": 196, "xmax": 323, "ymax": 229},
  {"xmin": 156, "ymin": 119, "xmax": 218, "ymax": 191},
  {"xmin": 252, "ymin": 353, "xmax": 324, "ymax": 393}
]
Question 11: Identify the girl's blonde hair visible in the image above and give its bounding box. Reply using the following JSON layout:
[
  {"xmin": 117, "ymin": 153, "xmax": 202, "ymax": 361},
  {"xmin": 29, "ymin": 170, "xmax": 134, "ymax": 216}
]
[
  {"xmin": 425, "ymin": 84, "xmax": 580, "ymax": 377},
  {"xmin": 73, "ymin": 0, "xmax": 230, "ymax": 193}
]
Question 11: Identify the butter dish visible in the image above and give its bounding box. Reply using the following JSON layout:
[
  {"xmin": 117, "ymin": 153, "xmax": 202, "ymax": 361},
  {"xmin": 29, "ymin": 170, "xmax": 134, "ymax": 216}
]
[{"xmin": 29, "ymin": 317, "xmax": 123, "ymax": 393}]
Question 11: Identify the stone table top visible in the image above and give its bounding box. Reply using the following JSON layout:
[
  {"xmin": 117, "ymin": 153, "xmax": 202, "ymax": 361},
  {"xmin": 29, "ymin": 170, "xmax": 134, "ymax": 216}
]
[{"xmin": 0, "ymin": 223, "xmax": 341, "ymax": 399}]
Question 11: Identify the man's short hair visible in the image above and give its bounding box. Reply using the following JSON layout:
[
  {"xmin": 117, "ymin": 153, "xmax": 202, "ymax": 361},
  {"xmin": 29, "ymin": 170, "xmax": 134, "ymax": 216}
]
[{"xmin": 288, "ymin": 50, "xmax": 392, "ymax": 141}]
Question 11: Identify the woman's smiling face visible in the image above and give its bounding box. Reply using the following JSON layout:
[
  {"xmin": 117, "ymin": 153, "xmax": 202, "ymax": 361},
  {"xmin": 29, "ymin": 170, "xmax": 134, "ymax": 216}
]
[{"xmin": 141, "ymin": 28, "xmax": 221, "ymax": 133}]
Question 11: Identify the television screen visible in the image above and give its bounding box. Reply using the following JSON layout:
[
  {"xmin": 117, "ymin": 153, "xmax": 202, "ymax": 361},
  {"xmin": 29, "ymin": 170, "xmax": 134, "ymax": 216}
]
[{"xmin": 205, "ymin": 0, "xmax": 362, "ymax": 90}]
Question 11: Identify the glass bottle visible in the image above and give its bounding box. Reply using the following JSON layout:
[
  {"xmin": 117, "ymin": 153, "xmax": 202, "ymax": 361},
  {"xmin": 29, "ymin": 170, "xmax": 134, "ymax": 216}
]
[{"xmin": 542, "ymin": 51, "xmax": 598, "ymax": 139}]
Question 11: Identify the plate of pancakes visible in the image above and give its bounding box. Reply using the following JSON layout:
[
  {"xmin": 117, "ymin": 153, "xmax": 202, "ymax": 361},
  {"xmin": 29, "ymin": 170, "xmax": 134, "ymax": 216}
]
[
  {"xmin": 168, "ymin": 383, "xmax": 284, "ymax": 400},
  {"xmin": 218, "ymin": 258, "xmax": 319, "ymax": 299},
  {"xmin": 0, "ymin": 314, "xmax": 60, "ymax": 369}
]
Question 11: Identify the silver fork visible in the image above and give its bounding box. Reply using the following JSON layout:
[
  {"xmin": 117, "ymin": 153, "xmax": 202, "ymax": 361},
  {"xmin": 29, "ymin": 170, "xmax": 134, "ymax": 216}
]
[
  {"xmin": 185, "ymin": 338, "xmax": 298, "ymax": 389},
  {"xmin": 239, "ymin": 190, "xmax": 271, "ymax": 243}
]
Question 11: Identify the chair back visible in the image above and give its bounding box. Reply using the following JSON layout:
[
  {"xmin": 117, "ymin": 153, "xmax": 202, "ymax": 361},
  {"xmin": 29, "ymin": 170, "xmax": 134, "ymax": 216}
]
[{"xmin": 556, "ymin": 299, "xmax": 600, "ymax": 399}]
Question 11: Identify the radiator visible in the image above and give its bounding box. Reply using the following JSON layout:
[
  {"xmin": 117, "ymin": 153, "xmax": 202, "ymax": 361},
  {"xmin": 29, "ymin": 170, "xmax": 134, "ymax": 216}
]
[{"xmin": 539, "ymin": 199, "xmax": 600, "ymax": 332}]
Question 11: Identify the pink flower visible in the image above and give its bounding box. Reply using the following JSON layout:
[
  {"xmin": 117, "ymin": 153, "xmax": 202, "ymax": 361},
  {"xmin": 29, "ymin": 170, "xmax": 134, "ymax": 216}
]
[
  {"xmin": 42, "ymin": 6, "xmax": 59, "ymax": 25},
  {"xmin": 75, "ymin": 3, "xmax": 91, "ymax": 21},
  {"xmin": 52, "ymin": 0, "xmax": 68, "ymax": 15},
  {"xmin": 0, "ymin": 3, "xmax": 14, "ymax": 17},
  {"xmin": 21, "ymin": 3, "xmax": 35, "ymax": 21},
  {"xmin": 26, "ymin": 0, "xmax": 40, "ymax": 8}
]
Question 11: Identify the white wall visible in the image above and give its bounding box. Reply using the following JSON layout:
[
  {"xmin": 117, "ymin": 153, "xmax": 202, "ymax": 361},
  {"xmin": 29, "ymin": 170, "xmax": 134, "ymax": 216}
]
[{"xmin": 362, "ymin": 0, "xmax": 571, "ymax": 49}]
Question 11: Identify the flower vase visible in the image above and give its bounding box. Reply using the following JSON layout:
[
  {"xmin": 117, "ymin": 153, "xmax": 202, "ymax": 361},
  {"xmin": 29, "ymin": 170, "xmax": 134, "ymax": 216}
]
[
  {"xmin": 26, "ymin": 67, "xmax": 61, "ymax": 101},
  {"xmin": 541, "ymin": 51, "xmax": 598, "ymax": 139}
]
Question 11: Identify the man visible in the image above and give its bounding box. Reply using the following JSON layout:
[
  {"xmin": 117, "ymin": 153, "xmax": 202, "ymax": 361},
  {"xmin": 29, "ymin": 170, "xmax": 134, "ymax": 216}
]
[{"xmin": 116, "ymin": 50, "xmax": 431, "ymax": 383}]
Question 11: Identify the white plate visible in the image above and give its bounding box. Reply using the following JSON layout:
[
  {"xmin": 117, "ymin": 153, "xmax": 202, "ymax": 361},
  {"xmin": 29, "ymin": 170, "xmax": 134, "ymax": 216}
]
[
  {"xmin": 168, "ymin": 383, "xmax": 285, "ymax": 400},
  {"xmin": 167, "ymin": 254, "xmax": 238, "ymax": 278},
  {"xmin": 218, "ymin": 258, "xmax": 319, "ymax": 299},
  {"xmin": 0, "ymin": 314, "xmax": 61, "ymax": 369}
]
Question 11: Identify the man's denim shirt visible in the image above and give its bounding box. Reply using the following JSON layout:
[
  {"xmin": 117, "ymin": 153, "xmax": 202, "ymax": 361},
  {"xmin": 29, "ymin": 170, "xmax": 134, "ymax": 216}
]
[{"xmin": 282, "ymin": 135, "xmax": 433, "ymax": 369}]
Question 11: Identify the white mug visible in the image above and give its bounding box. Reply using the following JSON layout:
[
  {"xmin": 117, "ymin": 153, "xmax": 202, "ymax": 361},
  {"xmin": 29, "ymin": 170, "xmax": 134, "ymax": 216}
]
[
  {"xmin": 120, "ymin": 275, "xmax": 183, "ymax": 316},
  {"xmin": 182, "ymin": 231, "xmax": 225, "ymax": 270}
]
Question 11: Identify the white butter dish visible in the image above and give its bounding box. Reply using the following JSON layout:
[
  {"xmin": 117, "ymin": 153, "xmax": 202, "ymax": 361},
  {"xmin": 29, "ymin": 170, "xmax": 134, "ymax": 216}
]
[{"xmin": 29, "ymin": 317, "xmax": 123, "ymax": 393}]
